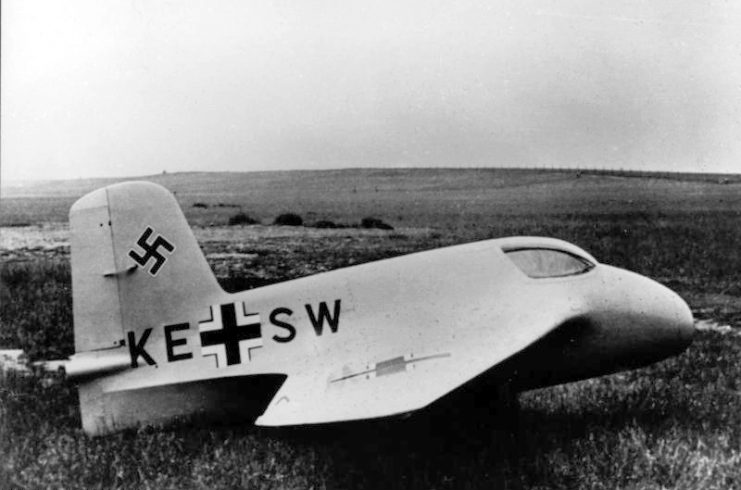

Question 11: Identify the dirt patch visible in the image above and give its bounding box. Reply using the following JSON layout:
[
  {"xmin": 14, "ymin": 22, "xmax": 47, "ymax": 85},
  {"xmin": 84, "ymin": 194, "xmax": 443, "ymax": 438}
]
[
  {"xmin": 1, "ymin": 225, "xmax": 70, "ymax": 263},
  {"xmin": 695, "ymin": 318, "xmax": 741, "ymax": 337},
  {"xmin": 687, "ymin": 292, "xmax": 741, "ymax": 328},
  {"xmin": 0, "ymin": 225, "xmax": 69, "ymax": 250}
]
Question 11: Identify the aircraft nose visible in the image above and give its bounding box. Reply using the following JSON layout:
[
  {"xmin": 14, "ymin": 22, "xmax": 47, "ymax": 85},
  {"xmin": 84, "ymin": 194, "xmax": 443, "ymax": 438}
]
[
  {"xmin": 619, "ymin": 268, "xmax": 694, "ymax": 358},
  {"xmin": 658, "ymin": 284, "xmax": 695, "ymax": 353},
  {"xmin": 677, "ymin": 300, "xmax": 695, "ymax": 347},
  {"xmin": 594, "ymin": 266, "xmax": 695, "ymax": 365}
]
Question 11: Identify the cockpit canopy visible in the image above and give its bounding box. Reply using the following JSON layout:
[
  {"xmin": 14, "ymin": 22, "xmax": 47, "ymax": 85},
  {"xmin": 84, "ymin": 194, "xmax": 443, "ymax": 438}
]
[{"xmin": 504, "ymin": 248, "xmax": 595, "ymax": 278}]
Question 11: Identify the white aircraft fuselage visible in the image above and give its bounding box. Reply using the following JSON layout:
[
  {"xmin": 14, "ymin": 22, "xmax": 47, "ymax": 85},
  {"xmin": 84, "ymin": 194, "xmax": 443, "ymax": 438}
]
[{"xmin": 64, "ymin": 182, "xmax": 694, "ymax": 435}]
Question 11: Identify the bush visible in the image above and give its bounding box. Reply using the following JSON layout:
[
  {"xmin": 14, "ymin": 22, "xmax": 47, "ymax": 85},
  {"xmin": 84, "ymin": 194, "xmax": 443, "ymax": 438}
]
[
  {"xmin": 227, "ymin": 212, "xmax": 259, "ymax": 226},
  {"xmin": 273, "ymin": 213, "xmax": 303, "ymax": 226},
  {"xmin": 360, "ymin": 217, "xmax": 394, "ymax": 230}
]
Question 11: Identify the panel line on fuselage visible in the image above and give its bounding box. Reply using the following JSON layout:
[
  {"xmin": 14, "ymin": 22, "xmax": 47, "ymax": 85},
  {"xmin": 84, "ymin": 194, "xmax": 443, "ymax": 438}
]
[{"xmin": 329, "ymin": 352, "xmax": 452, "ymax": 383}]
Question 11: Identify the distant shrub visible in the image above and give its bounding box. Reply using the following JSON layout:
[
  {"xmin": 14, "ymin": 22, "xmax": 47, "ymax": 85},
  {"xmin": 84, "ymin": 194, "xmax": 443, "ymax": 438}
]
[
  {"xmin": 228, "ymin": 212, "xmax": 259, "ymax": 226},
  {"xmin": 314, "ymin": 220, "xmax": 338, "ymax": 229},
  {"xmin": 192, "ymin": 202, "xmax": 209, "ymax": 209},
  {"xmin": 274, "ymin": 213, "xmax": 303, "ymax": 226},
  {"xmin": 360, "ymin": 217, "xmax": 394, "ymax": 230}
]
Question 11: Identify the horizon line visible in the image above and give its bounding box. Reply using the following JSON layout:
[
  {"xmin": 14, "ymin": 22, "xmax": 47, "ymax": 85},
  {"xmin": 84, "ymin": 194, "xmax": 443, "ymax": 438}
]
[{"xmin": 2, "ymin": 165, "xmax": 740, "ymax": 188}]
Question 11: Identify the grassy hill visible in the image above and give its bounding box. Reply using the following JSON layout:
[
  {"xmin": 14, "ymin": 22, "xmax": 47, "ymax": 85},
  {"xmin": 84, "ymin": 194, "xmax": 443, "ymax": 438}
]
[{"xmin": 2, "ymin": 168, "xmax": 741, "ymax": 227}]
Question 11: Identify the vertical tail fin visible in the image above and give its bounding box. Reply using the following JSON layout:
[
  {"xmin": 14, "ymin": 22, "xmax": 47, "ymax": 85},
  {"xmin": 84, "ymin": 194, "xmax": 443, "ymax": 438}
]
[
  {"xmin": 70, "ymin": 181, "xmax": 223, "ymax": 352},
  {"xmin": 69, "ymin": 181, "xmax": 226, "ymax": 434}
]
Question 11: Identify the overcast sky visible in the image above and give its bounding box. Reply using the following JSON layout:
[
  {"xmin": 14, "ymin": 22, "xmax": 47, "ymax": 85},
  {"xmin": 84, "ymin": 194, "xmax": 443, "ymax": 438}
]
[{"xmin": 2, "ymin": 0, "xmax": 740, "ymax": 182}]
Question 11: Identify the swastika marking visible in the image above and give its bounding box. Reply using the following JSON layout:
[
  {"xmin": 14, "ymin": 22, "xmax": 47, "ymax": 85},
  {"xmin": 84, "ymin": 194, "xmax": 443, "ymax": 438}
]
[
  {"xmin": 199, "ymin": 302, "xmax": 262, "ymax": 367},
  {"xmin": 128, "ymin": 227, "xmax": 175, "ymax": 276}
]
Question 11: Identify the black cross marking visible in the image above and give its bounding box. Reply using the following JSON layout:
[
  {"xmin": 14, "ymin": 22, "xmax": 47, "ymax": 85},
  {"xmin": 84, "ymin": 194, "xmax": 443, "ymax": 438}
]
[
  {"xmin": 128, "ymin": 227, "xmax": 175, "ymax": 276},
  {"xmin": 200, "ymin": 303, "xmax": 261, "ymax": 366}
]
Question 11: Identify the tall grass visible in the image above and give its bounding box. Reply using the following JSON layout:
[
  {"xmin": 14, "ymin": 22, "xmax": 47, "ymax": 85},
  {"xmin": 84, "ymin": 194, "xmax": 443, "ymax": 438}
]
[
  {"xmin": 0, "ymin": 262, "xmax": 73, "ymax": 359},
  {"xmin": 1, "ymin": 329, "xmax": 739, "ymax": 489}
]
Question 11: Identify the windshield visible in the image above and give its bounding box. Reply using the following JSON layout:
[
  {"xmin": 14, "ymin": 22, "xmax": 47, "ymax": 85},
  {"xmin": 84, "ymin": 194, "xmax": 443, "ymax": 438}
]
[{"xmin": 504, "ymin": 248, "xmax": 595, "ymax": 278}]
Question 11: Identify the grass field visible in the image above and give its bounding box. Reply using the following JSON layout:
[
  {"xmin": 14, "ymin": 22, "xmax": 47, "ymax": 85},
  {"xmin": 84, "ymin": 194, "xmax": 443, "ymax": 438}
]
[{"xmin": 1, "ymin": 168, "xmax": 740, "ymax": 489}]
